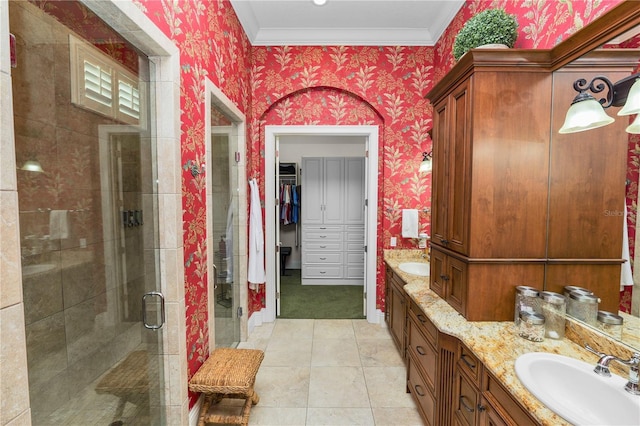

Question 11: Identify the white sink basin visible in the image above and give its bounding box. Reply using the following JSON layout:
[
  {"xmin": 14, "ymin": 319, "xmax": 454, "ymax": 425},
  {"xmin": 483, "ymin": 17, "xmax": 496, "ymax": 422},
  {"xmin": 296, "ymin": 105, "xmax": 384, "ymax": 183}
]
[
  {"xmin": 22, "ymin": 263, "xmax": 57, "ymax": 277},
  {"xmin": 398, "ymin": 262, "xmax": 429, "ymax": 276},
  {"xmin": 515, "ymin": 352, "xmax": 640, "ymax": 426}
]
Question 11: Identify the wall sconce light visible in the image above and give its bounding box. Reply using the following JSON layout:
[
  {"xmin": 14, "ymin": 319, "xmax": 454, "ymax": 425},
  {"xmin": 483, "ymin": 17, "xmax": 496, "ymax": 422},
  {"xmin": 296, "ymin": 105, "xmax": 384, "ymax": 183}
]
[
  {"xmin": 18, "ymin": 158, "xmax": 44, "ymax": 173},
  {"xmin": 559, "ymin": 73, "xmax": 640, "ymax": 134},
  {"xmin": 419, "ymin": 151, "xmax": 433, "ymax": 173}
]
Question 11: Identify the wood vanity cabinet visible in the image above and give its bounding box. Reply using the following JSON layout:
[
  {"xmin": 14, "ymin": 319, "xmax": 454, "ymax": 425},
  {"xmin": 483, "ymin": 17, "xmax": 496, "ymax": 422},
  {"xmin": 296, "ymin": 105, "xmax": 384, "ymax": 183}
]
[
  {"xmin": 453, "ymin": 342, "xmax": 540, "ymax": 426},
  {"xmin": 385, "ymin": 264, "xmax": 408, "ymax": 359},
  {"xmin": 427, "ymin": 50, "xmax": 635, "ymax": 320},
  {"xmin": 453, "ymin": 342, "xmax": 482, "ymax": 426},
  {"xmin": 407, "ymin": 299, "xmax": 458, "ymax": 425},
  {"xmin": 480, "ymin": 370, "xmax": 539, "ymax": 426}
]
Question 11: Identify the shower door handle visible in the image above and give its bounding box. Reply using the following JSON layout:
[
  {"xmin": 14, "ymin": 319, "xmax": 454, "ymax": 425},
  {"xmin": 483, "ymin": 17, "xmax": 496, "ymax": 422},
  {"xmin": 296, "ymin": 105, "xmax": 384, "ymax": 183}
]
[
  {"xmin": 142, "ymin": 291, "xmax": 165, "ymax": 330},
  {"xmin": 213, "ymin": 264, "xmax": 218, "ymax": 289}
]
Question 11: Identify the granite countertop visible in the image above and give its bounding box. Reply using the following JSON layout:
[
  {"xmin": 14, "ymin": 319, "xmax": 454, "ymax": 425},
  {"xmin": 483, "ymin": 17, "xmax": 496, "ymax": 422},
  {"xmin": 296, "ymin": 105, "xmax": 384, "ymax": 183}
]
[{"xmin": 383, "ymin": 249, "xmax": 620, "ymax": 426}]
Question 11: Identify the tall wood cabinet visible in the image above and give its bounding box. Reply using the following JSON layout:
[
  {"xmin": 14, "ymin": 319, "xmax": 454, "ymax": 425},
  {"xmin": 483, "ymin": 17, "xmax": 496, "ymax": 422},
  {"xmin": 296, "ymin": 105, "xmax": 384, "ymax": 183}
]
[
  {"xmin": 301, "ymin": 157, "xmax": 365, "ymax": 284},
  {"xmin": 427, "ymin": 50, "xmax": 635, "ymax": 320}
]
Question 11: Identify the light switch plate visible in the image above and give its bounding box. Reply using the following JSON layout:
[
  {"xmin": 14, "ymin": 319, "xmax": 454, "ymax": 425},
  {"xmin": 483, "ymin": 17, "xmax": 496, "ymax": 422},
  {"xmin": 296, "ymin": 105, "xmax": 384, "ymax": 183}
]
[{"xmin": 390, "ymin": 237, "xmax": 397, "ymax": 247}]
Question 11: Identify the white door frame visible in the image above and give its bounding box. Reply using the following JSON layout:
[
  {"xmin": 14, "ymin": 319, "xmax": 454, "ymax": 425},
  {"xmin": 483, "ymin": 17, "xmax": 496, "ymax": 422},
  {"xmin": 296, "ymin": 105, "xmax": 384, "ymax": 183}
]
[
  {"xmin": 264, "ymin": 125, "xmax": 379, "ymax": 323},
  {"xmin": 204, "ymin": 79, "xmax": 248, "ymax": 345}
]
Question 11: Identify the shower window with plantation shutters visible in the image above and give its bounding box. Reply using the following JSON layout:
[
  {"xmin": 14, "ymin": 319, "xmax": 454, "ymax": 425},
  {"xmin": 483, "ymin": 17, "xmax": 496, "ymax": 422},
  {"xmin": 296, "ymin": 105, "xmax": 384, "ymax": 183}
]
[{"xmin": 69, "ymin": 34, "xmax": 142, "ymax": 125}]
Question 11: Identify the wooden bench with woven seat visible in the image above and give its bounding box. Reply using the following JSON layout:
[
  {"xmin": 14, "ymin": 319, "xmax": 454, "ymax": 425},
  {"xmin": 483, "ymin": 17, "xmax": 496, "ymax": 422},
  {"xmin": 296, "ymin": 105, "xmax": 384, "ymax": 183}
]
[{"xmin": 189, "ymin": 347, "xmax": 264, "ymax": 426}]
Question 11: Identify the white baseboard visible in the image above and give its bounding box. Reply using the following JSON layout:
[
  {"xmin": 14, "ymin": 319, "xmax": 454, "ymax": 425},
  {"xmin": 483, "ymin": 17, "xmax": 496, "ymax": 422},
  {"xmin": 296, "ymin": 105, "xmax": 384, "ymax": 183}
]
[
  {"xmin": 189, "ymin": 394, "xmax": 203, "ymax": 426},
  {"xmin": 248, "ymin": 308, "xmax": 271, "ymax": 335},
  {"xmin": 248, "ymin": 307, "xmax": 382, "ymax": 333}
]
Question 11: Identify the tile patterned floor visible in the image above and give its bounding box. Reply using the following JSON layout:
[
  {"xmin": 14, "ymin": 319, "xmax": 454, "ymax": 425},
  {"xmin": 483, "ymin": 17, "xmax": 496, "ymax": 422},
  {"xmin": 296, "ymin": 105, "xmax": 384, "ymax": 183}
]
[{"xmin": 237, "ymin": 319, "xmax": 423, "ymax": 425}]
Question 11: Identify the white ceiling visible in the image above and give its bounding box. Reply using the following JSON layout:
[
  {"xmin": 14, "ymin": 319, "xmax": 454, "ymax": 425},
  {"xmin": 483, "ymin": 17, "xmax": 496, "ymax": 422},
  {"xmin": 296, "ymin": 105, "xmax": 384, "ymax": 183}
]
[{"xmin": 230, "ymin": 0, "xmax": 465, "ymax": 46}]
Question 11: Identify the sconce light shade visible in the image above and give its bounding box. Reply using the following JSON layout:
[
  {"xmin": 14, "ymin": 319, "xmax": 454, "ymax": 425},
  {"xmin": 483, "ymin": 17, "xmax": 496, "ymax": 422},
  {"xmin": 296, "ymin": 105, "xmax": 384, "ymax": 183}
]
[
  {"xmin": 626, "ymin": 113, "xmax": 640, "ymax": 134},
  {"xmin": 19, "ymin": 159, "xmax": 44, "ymax": 173},
  {"xmin": 618, "ymin": 79, "xmax": 640, "ymax": 116},
  {"xmin": 419, "ymin": 151, "xmax": 432, "ymax": 173},
  {"xmin": 558, "ymin": 95, "xmax": 614, "ymax": 134}
]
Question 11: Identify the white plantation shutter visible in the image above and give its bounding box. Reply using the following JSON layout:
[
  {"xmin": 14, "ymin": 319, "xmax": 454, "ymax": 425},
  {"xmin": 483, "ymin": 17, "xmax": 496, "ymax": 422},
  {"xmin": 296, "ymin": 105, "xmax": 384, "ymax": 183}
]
[
  {"xmin": 117, "ymin": 75, "xmax": 140, "ymax": 120},
  {"xmin": 70, "ymin": 34, "xmax": 141, "ymax": 125},
  {"xmin": 83, "ymin": 59, "xmax": 113, "ymax": 108}
]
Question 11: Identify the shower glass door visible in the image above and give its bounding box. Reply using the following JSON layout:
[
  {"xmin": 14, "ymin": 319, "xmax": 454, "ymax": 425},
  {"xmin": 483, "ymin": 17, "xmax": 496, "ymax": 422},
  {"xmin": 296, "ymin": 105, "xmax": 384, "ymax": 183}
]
[
  {"xmin": 11, "ymin": 1, "xmax": 165, "ymax": 424},
  {"xmin": 211, "ymin": 126, "xmax": 241, "ymax": 347}
]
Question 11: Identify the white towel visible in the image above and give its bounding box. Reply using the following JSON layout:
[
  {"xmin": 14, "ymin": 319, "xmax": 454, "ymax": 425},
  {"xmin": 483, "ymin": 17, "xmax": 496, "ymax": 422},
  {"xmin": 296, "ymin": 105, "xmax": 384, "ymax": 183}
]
[
  {"xmin": 49, "ymin": 210, "xmax": 69, "ymax": 239},
  {"xmin": 621, "ymin": 204, "xmax": 634, "ymax": 290},
  {"xmin": 248, "ymin": 179, "xmax": 265, "ymax": 289},
  {"xmin": 402, "ymin": 209, "xmax": 419, "ymax": 238}
]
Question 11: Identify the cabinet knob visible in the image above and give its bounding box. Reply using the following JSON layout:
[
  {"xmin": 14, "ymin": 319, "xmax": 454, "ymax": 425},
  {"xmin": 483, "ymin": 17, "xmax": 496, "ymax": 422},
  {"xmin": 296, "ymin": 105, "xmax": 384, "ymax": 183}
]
[
  {"xmin": 416, "ymin": 345, "xmax": 427, "ymax": 356},
  {"xmin": 414, "ymin": 384, "xmax": 426, "ymax": 397},
  {"xmin": 440, "ymin": 238, "xmax": 449, "ymax": 245},
  {"xmin": 416, "ymin": 314, "xmax": 427, "ymax": 324},
  {"xmin": 439, "ymin": 274, "xmax": 450, "ymax": 281},
  {"xmin": 477, "ymin": 404, "xmax": 486, "ymax": 412}
]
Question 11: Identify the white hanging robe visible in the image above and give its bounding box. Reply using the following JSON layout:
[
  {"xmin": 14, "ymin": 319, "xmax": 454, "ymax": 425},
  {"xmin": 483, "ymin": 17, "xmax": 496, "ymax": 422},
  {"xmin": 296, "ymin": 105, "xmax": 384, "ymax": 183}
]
[{"xmin": 248, "ymin": 179, "xmax": 266, "ymax": 288}]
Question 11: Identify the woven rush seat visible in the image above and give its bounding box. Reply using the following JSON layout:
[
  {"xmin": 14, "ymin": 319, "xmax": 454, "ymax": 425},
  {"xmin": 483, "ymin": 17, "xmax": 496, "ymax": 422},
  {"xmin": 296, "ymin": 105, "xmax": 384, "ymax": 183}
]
[
  {"xmin": 95, "ymin": 351, "xmax": 151, "ymax": 423},
  {"xmin": 189, "ymin": 348, "xmax": 264, "ymax": 426}
]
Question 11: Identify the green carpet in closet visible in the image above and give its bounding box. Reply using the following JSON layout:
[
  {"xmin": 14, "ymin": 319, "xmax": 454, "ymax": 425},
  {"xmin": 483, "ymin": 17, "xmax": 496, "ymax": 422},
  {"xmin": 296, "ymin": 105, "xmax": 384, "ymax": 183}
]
[{"xmin": 278, "ymin": 270, "xmax": 365, "ymax": 319}]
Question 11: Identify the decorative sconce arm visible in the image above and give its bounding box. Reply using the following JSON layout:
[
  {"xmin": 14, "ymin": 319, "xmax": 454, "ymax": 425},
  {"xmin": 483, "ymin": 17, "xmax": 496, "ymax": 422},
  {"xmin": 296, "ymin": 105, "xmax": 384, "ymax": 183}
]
[{"xmin": 572, "ymin": 76, "xmax": 615, "ymax": 107}]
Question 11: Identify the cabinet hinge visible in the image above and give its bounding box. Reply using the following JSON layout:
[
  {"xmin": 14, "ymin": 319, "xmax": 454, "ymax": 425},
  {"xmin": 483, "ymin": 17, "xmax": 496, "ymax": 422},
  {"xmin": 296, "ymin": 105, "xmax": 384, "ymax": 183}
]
[
  {"xmin": 276, "ymin": 292, "xmax": 280, "ymax": 300},
  {"xmin": 364, "ymin": 245, "xmax": 367, "ymax": 253},
  {"xmin": 237, "ymin": 307, "xmax": 243, "ymax": 317},
  {"xmin": 365, "ymin": 199, "xmax": 368, "ymax": 207}
]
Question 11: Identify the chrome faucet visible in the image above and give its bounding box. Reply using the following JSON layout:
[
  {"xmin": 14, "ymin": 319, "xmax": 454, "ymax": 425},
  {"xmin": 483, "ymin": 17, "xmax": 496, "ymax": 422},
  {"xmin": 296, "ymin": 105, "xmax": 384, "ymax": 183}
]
[{"xmin": 585, "ymin": 344, "xmax": 640, "ymax": 395}]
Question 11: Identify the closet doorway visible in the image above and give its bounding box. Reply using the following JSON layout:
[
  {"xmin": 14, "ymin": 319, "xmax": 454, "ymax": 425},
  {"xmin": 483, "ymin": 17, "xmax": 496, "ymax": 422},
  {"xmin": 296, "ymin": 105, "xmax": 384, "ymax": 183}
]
[{"xmin": 265, "ymin": 126, "xmax": 379, "ymax": 324}]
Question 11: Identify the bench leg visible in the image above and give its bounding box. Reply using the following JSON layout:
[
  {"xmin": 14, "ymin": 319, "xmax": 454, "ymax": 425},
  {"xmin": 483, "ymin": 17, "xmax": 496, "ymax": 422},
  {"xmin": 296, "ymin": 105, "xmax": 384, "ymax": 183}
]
[
  {"xmin": 197, "ymin": 395, "xmax": 213, "ymax": 426},
  {"xmin": 249, "ymin": 389, "xmax": 260, "ymax": 405}
]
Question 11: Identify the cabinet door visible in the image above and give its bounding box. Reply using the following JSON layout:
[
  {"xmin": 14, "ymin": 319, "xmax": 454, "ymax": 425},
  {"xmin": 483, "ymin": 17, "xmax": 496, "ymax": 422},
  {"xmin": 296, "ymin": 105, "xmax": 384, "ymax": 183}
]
[
  {"xmin": 389, "ymin": 278, "xmax": 406, "ymax": 354},
  {"xmin": 344, "ymin": 157, "xmax": 365, "ymax": 225},
  {"xmin": 447, "ymin": 79, "xmax": 472, "ymax": 255},
  {"xmin": 302, "ymin": 157, "xmax": 324, "ymax": 225},
  {"xmin": 431, "ymin": 97, "xmax": 449, "ymax": 247},
  {"xmin": 446, "ymin": 255, "xmax": 467, "ymax": 316},
  {"xmin": 323, "ymin": 157, "xmax": 345, "ymax": 224},
  {"xmin": 430, "ymin": 247, "xmax": 447, "ymax": 298},
  {"xmin": 430, "ymin": 247, "xmax": 468, "ymax": 317}
]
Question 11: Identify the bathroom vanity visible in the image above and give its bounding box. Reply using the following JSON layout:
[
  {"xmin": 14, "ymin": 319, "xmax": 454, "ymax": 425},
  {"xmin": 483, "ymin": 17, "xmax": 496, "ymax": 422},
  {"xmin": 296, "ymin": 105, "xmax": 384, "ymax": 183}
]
[{"xmin": 384, "ymin": 250, "xmax": 638, "ymax": 426}]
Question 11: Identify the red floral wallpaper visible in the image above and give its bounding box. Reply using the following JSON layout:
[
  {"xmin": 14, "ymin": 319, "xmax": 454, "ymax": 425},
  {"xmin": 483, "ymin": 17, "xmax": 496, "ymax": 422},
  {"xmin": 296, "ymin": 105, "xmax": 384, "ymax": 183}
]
[
  {"xmin": 250, "ymin": 46, "xmax": 435, "ymax": 312},
  {"xmin": 128, "ymin": 0, "xmax": 637, "ymax": 408}
]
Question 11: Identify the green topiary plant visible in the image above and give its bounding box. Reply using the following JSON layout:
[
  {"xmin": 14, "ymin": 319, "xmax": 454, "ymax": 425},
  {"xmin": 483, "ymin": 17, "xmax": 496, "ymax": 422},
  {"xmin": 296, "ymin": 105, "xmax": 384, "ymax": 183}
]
[{"xmin": 452, "ymin": 9, "xmax": 518, "ymax": 61}]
